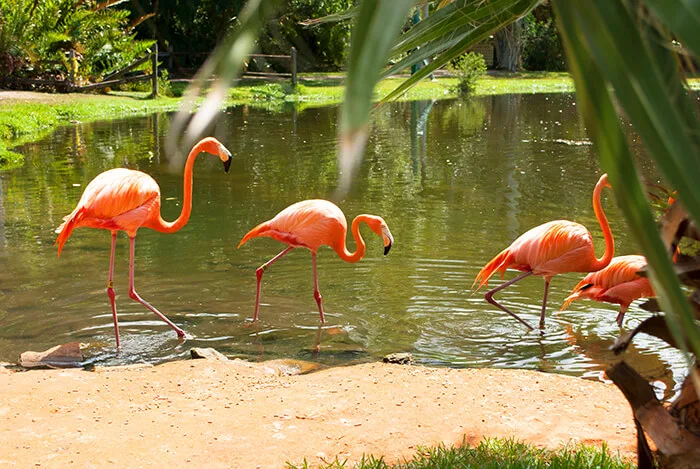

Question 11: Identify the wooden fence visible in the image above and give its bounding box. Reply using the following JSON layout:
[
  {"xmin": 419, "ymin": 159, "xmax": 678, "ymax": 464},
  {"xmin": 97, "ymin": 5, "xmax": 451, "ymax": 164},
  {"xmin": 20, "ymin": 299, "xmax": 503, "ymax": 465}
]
[
  {"xmin": 162, "ymin": 47, "xmax": 297, "ymax": 85},
  {"xmin": 2, "ymin": 45, "xmax": 298, "ymax": 94}
]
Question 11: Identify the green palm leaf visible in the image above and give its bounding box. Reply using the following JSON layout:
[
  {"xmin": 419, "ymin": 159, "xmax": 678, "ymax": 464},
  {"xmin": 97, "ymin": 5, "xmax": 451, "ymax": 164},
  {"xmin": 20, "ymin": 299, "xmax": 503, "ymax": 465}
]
[
  {"xmin": 553, "ymin": 0, "xmax": 700, "ymax": 359},
  {"xmin": 381, "ymin": 0, "xmax": 539, "ymax": 102},
  {"xmin": 338, "ymin": 0, "xmax": 415, "ymax": 193},
  {"xmin": 167, "ymin": 0, "xmax": 278, "ymax": 166}
]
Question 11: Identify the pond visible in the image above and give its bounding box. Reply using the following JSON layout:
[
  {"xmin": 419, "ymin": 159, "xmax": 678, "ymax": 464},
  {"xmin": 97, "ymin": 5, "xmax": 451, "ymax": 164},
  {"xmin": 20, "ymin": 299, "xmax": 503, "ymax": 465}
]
[{"xmin": 0, "ymin": 94, "xmax": 686, "ymax": 398}]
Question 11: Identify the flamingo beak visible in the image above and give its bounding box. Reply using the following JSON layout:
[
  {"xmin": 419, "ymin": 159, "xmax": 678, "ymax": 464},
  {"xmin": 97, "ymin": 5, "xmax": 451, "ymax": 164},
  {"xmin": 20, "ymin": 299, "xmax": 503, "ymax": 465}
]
[
  {"xmin": 382, "ymin": 226, "xmax": 394, "ymax": 256},
  {"xmin": 218, "ymin": 144, "xmax": 233, "ymax": 173}
]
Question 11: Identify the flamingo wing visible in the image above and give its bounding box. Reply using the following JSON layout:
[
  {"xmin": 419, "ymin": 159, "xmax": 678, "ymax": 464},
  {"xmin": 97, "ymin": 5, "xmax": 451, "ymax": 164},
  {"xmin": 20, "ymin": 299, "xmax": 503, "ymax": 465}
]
[
  {"xmin": 77, "ymin": 169, "xmax": 160, "ymax": 223},
  {"xmin": 509, "ymin": 220, "xmax": 597, "ymax": 276},
  {"xmin": 474, "ymin": 220, "xmax": 593, "ymax": 289},
  {"xmin": 55, "ymin": 169, "xmax": 160, "ymax": 254}
]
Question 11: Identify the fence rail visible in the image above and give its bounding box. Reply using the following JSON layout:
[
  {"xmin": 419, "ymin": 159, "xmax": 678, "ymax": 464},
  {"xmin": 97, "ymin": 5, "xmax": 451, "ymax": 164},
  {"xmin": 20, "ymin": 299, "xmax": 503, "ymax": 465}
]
[{"xmin": 161, "ymin": 47, "xmax": 297, "ymax": 85}]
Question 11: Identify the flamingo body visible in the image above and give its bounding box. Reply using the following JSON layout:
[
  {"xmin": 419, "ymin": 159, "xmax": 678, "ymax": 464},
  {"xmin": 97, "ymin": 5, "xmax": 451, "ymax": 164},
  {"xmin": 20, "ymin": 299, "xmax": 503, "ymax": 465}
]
[
  {"xmin": 561, "ymin": 255, "xmax": 654, "ymax": 326},
  {"xmin": 55, "ymin": 137, "xmax": 233, "ymax": 347},
  {"xmin": 473, "ymin": 174, "xmax": 614, "ymax": 330},
  {"xmin": 478, "ymin": 220, "xmax": 603, "ymax": 283},
  {"xmin": 239, "ymin": 199, "xmax": 347, "ymax": 253},
  {"xmin": 238, "ymin": 199, "xmax": 394, "ymax": 323}
]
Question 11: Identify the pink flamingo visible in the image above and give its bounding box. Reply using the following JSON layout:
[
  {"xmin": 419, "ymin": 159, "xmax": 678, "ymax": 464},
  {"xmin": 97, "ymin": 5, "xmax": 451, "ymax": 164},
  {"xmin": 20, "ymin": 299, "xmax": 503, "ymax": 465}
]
[
  {"xmin": 561, "ymin": 255, "xmax": 654, "ymax": 327},
  {"xmin": 238, "ymin": 199, "xmax": 394, "ymax": 323},
  {"xmin": 55, "ymin": 137, "xmax": 233, "ymax": 347},
  {"xmin": 473, "ymin": 173, "xmax": 614, "ymax": 330}
]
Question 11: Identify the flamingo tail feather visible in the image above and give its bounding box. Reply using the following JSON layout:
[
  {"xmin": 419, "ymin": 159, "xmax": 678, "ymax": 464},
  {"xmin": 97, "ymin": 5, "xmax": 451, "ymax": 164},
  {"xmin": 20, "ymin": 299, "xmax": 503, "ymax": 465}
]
[
  {"xmin": 472, "ymin": 249, "xmax": 513, "ymax": 291},
  {"xmin": 54, "ymin": 208, "xmax": 85, "ymax": 257},
  {"xmin": 238, "ymin": 221, "xmax": 271, "ymax": 249}
]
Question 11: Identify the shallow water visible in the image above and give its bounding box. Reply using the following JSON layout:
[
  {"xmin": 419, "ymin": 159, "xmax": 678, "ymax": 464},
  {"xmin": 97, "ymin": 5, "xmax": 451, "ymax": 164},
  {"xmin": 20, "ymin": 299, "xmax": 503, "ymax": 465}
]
[{"xmin": 0, "ymin": 94, "xmax": 686, "ymax": 397}]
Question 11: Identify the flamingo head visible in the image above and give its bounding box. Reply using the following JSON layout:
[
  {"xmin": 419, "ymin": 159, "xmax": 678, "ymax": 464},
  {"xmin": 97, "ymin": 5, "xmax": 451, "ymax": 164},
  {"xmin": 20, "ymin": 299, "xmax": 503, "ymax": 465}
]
[
  {"xmin": 598, "ymin": 173, "xmax": 611, "ymax": 189},
  {"xmin": 197, "ymin": 137, "xmax": 233, "ymax": 173},
  {"xmin": 365, "ymin": 216, "xmax": 394, "ymax": 255}
]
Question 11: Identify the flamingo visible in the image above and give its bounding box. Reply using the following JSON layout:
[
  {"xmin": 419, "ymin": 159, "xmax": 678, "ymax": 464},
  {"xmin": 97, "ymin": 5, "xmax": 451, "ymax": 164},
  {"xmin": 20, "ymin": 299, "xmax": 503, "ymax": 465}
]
[
  {"xmin": 238, "ymin": 199, "xmax": 394, "ymax": 323},
  {"xmin": 55, "ymin": 137, "xmax": 233, "ymax": 347},
  {"xmin": 473, "ymin": 173, "xmax": 614, "ymax": 330},
  {"xmin": 560, "ymin": 255, "xmax": 654, "ymax": 327}
]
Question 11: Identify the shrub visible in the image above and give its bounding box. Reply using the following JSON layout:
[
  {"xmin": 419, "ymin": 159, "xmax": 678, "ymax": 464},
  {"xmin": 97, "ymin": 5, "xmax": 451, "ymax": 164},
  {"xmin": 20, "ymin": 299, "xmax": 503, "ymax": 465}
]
[
  {"xmin": 447, "ymin": 52, "xmax": 487, "ymax": 95},
  {"xmin": 522, "ymin": 12, "xmax": 566, "ymax": 71}
]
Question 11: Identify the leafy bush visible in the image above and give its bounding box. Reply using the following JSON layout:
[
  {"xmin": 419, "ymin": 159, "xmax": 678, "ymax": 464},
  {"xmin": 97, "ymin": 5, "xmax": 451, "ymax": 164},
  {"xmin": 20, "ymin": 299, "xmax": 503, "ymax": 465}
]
[
  {"xmin": 447, "ymin": 52, "xmax": 487, "ymax": 95},
  {"xmin": 522, "ymin": 12, "xmax": 566, "ymax": 71},
  {"xmin": 0, "ymin": 0, "xmax": 153, "ymax": 84}
]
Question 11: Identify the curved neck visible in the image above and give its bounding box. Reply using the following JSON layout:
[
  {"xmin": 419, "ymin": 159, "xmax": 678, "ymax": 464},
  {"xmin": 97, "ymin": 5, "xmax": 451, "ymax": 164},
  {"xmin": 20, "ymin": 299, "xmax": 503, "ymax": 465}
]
[
  {"xmin": 590, "ymin": 178, "xmax": 614, "ymax": 270},
  {"xmin": 335, "ymin": 215, "xmax": 370, "ymax": 263},
  {"xmin": 151, "ymin": 144, "xmax": 201, "ymax": 234}
]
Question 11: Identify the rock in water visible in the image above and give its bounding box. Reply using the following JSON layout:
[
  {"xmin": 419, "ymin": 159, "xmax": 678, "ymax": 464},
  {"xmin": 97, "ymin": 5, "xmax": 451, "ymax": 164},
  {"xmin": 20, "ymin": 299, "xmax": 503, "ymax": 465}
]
[
  {"xmin": 383, "ymin": 352, "xmax": 414, "ymax": 365},
  {"xmin": 20, "ymin": 342, "xmax": 83, "ymax": 369}
]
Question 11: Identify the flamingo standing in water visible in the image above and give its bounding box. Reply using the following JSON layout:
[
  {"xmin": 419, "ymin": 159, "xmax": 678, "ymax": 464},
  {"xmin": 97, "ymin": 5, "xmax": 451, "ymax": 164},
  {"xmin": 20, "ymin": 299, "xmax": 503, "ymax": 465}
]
[
  {"xmin": 55, "ymin": 137, "xmax": 233, "ymax": 347},
  {"xmin": 238, "ymin": 199, "xmax": 394, "ymax": 323},
  {"xmin": 473, "ymin": 173, "xmax": 614, "ymax": 330},
  {"xmin": 560, "ymin": 255, "xmax": 654, "ymax": 327}
]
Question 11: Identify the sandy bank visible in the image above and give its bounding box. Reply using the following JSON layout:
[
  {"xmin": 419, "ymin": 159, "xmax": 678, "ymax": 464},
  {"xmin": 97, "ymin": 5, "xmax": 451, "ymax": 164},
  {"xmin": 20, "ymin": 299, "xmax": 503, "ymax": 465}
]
[{"xmin": 0, "ymin": 358, "xmax": 635, "ymax": 468}]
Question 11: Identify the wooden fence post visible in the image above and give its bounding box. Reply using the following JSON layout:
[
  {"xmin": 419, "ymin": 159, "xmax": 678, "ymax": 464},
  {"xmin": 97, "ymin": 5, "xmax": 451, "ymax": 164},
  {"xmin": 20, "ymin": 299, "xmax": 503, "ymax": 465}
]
[
  {"xmin": 167, "ymin": 44, "xmax": 173, "ymax": 69},
  {"xmin": 151, "ymin": 43, "xmax": 158, "ymax": 98},
  {"xmin": 291, "ymin": 47, "xmax": 297, "ymax": 87},
  {"xmin": 69, "ymin": 50, "xmax": 76, "ymax": 88}
]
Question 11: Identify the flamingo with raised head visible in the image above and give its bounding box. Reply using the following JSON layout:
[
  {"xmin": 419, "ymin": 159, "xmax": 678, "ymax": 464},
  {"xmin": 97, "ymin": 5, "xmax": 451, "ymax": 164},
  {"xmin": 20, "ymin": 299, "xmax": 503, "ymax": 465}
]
[
  {"xmin": 55, "ymin": 137, "xmax": 233, "ymax": 347},
  {"xmin": 238, "ymin": 199, "xmax": 394, "ymax": 323},
  {"xmin": 560, "ymin": 255, "xmax": 654, "ymax": 327},
  {"xmin": 473, "ymin": 173, "xmax": 615, "ymax": 330}
]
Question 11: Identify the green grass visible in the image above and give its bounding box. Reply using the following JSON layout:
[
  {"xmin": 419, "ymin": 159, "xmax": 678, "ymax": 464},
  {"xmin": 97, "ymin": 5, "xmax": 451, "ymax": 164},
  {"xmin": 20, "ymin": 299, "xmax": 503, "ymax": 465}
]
[
  {"xmin": 3, "ymin": 71, "xmax": 698, "ymax": 169},
  {"xmin": 286, "ymin": 438, "xmax": 635, "ymax": 469}
]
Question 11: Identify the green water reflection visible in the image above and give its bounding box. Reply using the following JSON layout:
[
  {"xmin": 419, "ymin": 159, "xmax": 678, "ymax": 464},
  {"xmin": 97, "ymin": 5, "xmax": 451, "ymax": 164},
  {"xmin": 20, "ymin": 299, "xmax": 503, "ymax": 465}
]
[{"xmin": 0, "ymin": 95, "xmax": 685, "ymax": 398}]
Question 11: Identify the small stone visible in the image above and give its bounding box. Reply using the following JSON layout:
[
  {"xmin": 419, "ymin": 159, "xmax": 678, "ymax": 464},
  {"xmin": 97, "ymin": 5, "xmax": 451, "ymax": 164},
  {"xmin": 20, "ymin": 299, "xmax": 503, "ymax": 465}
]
[
  {"xmin": 383, "ymin": 352, "xmax": 414, "ymax": 365},
  {"xmin": 190, "ymin": 348, "xmax": 229, "ymax": 361}
]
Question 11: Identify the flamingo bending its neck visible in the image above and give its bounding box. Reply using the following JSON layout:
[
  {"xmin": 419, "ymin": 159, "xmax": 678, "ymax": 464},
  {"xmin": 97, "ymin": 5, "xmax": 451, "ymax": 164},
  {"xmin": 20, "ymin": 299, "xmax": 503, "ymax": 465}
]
[
  {"xmin": 473, "ymin": 173, "xmax": 614, "ymax": 330},
  {"xmin": 55, "ymin": 137, "xmax": 233, "ymax": 348},
  {"xmin": 238, "ymin": 199, "xmax": 394, "ymax": 323},
  {"xmin": 560, "ymin": 254, "xmax": 654, "ymax": 327}
]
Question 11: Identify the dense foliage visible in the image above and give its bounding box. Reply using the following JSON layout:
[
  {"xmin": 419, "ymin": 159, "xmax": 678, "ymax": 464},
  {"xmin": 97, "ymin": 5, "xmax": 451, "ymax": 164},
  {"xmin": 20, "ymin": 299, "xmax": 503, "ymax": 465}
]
[
  {"xmin": 263, "ymin": 0, "xmax": 353, "ymax": 71},
  {"xmin": 0, "ymin": 0, "xmax": 153, "ymax": 83},
  {"xmin": 128, "ymin": 0, "xmax": 351, "ymax": 73},
  {"xmin": 521, "ymin": 8, "xmax": 566, "ymax": 71}
]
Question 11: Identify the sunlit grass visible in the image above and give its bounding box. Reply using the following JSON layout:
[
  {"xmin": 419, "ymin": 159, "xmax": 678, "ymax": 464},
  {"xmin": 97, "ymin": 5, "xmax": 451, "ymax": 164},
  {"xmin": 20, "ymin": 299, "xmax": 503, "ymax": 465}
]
[{"xmin": 286, "ymin": 438, "xmax": 634, "ymax": 469}]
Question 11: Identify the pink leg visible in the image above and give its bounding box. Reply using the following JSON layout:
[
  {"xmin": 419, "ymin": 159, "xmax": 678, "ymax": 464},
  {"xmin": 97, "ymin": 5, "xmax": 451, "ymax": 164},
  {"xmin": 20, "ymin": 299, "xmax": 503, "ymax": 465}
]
[
  {"xmin": 312, "ymin": 252, "xmax": 325, "ymax": 323},
  {"xmin": 127, "ymin": 236, "xmax": 186, "ymax": 338},
  {"xmin": 484, "ymin": 271, "xmax": 535, "ymax": 330},
  {"xmin": 539, "ymin": 279, "xmax": 551, "ymax": 329},
  {"xmin": 616, "ymin": 305, "xmax": 628, "ymax": 328},
  {"xmin": 106, "ymin": 231, "xmax": 120, "ymax": 348},
  {"xmin": 253, "ymin": 246, "xmax": 294, "ymax": 321}
]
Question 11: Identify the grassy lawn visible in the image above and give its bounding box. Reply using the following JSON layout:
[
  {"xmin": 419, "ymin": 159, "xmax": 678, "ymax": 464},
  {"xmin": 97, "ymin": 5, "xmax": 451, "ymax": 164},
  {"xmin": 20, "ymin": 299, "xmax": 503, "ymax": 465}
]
[
  {"xmin": 2, "ymin": 71, "xmax": 698, "ymax": 169},
  {"xmin": 287, "ymin": 438, "xmax": 634, "ymax": 469}
]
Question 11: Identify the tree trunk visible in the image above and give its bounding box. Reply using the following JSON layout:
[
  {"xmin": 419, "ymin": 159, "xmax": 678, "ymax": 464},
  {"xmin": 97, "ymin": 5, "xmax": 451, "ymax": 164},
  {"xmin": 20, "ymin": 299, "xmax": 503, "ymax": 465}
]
[
  {"xmin": 494, "ymin": 21, "xmax": 522, "ymax": 72},
  {"xmin": 607, "ymin": 361, "xmax": 700, "ymax": 468}
]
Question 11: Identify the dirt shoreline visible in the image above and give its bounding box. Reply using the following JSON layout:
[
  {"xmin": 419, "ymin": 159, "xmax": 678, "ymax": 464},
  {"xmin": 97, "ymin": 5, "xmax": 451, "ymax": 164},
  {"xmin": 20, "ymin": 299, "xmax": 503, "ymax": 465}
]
[{"xmin": 0, "ymin": 357, "xmax": 636, "ymax": 468}]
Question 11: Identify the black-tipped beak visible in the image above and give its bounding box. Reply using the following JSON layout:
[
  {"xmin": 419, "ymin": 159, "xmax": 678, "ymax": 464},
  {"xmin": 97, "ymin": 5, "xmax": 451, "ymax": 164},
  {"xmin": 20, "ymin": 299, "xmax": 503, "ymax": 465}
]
[
  {"xmin": 223, "ymin": 155, "xmax": 232, "ymax": 173},
  {"xmin": 384, "ymin": 243, "xmax": 392, "ymax": 256}
]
